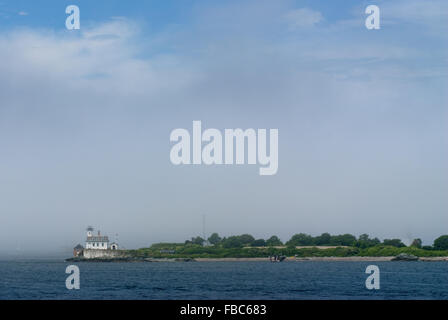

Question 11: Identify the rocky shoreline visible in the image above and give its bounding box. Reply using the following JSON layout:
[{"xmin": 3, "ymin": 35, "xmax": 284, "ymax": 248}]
[
  {"xmin": 66, "ymin": 255, "xmax": 448, "ymax": 262},
  {"xmin": 66, "ymin": 257, "xmax": 195, "ymax": 262}
]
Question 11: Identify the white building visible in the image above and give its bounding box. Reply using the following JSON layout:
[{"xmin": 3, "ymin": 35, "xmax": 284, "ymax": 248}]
[
  {"xmin": 85, "ymin": 226, "xmax": 110, "ymax": 250},
  {"xmin": 110, "ymin": 242, "xmax": 119, "ymax": 250}
]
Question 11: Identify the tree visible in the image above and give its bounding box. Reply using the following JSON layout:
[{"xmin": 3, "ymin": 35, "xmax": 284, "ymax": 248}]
[
  {"xmin": 251, "ymin": 239, "xmax": 266, "ymax": 247},
  {"xmin": 286, "ymin": 233, "xmax": 314, "ymax": 246},
  {"xmin": 433, "ymin": 235, "xmax": 448, "ymax": 250},
  {"xmin": 222, "ymin": 236, "xmax": 243, "ymax": 248},
  {"xmin": 330, "ymin": 234, "xmax": 357, "ymax": 246},
  {"xmin": 410, "ymin": 238, "xmax": 422, "ymax": 248},
  {"xmin": 355, "ymin": 234, "xmax": 380, "ymax": 248},
  {"xmin": 266, "ymin": 235, "xmax": 283, "ymax": 246},
  {"xmin": 382, "ymin": 239, "xmax": 405, "ymax": 248},
  {"xmin": 208, "ymin": 233, "xmax": 222, "ymax": 245},
  {"xmin": 315, "ymin": 233, "xmax": 331, "ymax": 246},
  {"xmin": 238, "ymin": 234, "xmax": 255, "ymax": 246},
  {"xmin": 359, "ymin": 234, "xmax": 369, "ymax": 242},
  {"xmin": 190, "ymin": 236, "xmax": 205, "ymax": 246}
]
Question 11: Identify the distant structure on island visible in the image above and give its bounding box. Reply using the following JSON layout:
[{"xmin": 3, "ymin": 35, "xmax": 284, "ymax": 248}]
[
  {"xmin": 73, "ymin": 226, "xmax": 119, "ymax": 257},
  {"xmin": 73, "ymin": 244, "xmax": 84, "ymax": 257},
  {"xmin": 86, "ymin": 226, "xmax": 109, "ymax": 249}
]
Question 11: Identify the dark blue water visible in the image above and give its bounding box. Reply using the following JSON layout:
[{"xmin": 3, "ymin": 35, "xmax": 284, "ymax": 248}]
[{"xmin": 0, "ymin": 260, "xmax": 447, "ymax": 299}]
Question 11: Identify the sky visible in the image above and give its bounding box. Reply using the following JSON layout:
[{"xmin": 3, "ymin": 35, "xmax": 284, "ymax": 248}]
[{"xmin": 0, "ymin": 0, "xmax": 447, "ymax": 257}]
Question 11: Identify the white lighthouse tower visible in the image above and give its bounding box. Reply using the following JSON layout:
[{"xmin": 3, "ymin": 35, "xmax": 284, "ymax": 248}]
[
  {"xmin": 87, "ymin": 226, "xmax": 94, "ymax": 237},
  {"xmin": 85, "ymin": 226, "xmax": 109, "ymax": 250}
]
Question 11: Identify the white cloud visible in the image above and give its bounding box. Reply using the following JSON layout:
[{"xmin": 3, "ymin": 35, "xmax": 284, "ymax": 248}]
[
  {"xmin": 285, "ymin": 8, "xmax": 323, "ymax": 29},
  {"xmin": 0, "ymin": 20, "xmax": 201, "ymax": 103},
  {"xmin": 18, "ymin": 11, "xmax": 28, "ymax": 16},
  {"xmin": 384, "ymin": 0, "xmax": 448, "ymax": 24}
]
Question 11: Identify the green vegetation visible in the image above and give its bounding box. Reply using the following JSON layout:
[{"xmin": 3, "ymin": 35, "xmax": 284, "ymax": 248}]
[
  {"xmin": 434, "ymin": 235, "xmax": 448, "ymax": 250},
  {"xmin": 410, "ymin": 238, "xmax": 422, "ymax": 248},
  {"xmin": 266, "ymin": 235, "xmax": 283, "ymax": 246},
  {"xmin": 123, "ymin": 233, "xmax": 448, "ymax": 259}
]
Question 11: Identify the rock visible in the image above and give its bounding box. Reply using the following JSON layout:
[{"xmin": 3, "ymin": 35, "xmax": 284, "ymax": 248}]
[
  {"xmin": 391, "ymin": 253, "xmax": 419, "ymax": 261},
  {"xmin": 175, "ymin": 258, "xmax": 196, "ymax": 262}
]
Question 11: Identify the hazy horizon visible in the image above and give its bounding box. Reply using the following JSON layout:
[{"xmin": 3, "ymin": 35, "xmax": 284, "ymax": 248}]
[{"xmin": 1, "ymin": 0, "xmax": 447, "ymax": 257}]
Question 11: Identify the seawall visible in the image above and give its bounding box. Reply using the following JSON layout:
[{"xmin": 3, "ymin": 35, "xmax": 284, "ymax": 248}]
[{"xmin": 82, "ymin": 249, "xmax": 127, "ymax": 259}]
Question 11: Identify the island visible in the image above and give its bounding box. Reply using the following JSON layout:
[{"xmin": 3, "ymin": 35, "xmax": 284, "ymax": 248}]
[{"xmin": 66, "ymin": 231, "xmax": 448, "ymax": 262}]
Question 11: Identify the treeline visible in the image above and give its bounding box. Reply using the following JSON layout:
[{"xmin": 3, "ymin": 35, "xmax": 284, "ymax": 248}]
[
  {"xmin": 185, "ymin": 234, "xmax": 283, "ymax": 248},
  {"xmin": 134, "ymin": 243, "xmax": 448, "ymax": 259},
  {"xmin": 183, "ymin": 233, "xmax": 448, "ymax": 251}
]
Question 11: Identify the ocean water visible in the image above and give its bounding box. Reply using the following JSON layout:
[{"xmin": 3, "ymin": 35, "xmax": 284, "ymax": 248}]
[{"xmin": 0, "ymin": 260, "xmax": 447, "ymax": 300}]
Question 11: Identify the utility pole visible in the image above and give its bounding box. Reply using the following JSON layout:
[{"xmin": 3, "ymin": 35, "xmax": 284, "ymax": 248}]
[{"xmin": 202, "ymin": 214, "xmax": 206, "ymax": 246}]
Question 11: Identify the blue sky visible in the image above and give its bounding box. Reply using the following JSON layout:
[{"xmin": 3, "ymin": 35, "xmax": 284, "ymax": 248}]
[
  {"xmin": 0, "ymin": 0, "xmax": 361, "ymax": 28},
  {"xmin": 0, "ymin": 0, "xmax": 447, "ymax": 256},
  {"xmin": 0, "ymin": 0, "xmax": 200, "ymax": 38}
]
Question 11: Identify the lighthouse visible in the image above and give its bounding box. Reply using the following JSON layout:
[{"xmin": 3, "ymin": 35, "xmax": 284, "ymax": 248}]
[
  {"xmin": 85, "ymin": 226, "xmax": 110, "ymax": 250},
  {"xmin": 87, "ymin": 226, "xmax": 93, "ymax": 237}
]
